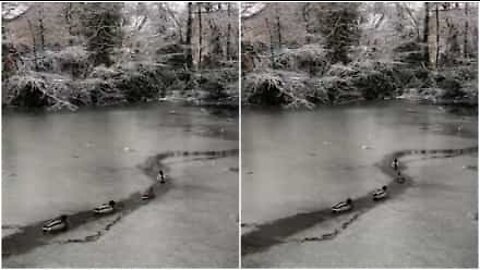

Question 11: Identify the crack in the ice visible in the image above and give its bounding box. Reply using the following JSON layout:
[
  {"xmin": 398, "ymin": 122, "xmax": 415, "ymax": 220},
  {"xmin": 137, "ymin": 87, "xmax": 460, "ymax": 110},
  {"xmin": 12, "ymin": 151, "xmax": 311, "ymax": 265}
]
[
  {"xmin": 241, "ymin": 222, "xmax": 261, "ymax": 228},
  {"xmin": 2, "ymin": 225, "xmax": 24, "ymax": 230},
  {"xmin": 282, "ymin": 211, "xmax": 364, "ymax": 244},
  {"xmin": 51, "ymin": 214, "xmax": 123, "ymax": 245}
]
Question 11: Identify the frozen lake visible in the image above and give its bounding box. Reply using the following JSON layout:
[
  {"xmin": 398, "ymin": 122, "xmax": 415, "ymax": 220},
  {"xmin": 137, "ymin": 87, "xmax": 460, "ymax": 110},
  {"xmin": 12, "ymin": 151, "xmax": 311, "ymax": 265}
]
[
  {"xmin": 3, "ymin": 103, "xmax": 239, "ymax": 268},
  {"xmin": 242, "ymin": 101, "xmax": 477, "ymax": 267}
]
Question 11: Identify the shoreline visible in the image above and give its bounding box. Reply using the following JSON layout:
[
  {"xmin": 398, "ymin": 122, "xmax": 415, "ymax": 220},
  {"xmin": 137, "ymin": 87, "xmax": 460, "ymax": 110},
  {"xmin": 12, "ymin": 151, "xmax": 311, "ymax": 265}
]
[
  {"xmin": 2, "ymin": 148, "xmax": 239, "ymax": 258},
  {"xmin": 241, "ymin": 98, "xmax": 478, "ymax": 115},
  {"xmin": 2, "ymin": 99, "xmax": 239, "ymax": 115},
  {"xmin": 241, "ymin": 145, "xmax": 478, "ymax": 256},
  {"xmin": 2, "ymin": 97, "xmax": 239, "ymax": 113}
]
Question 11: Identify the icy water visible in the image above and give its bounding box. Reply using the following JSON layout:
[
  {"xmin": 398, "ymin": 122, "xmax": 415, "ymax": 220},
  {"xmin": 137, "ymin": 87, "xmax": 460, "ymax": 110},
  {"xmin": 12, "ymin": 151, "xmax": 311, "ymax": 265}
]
[
  {"xmin": 2, "ymin": 103, "xmax": 239, "ymax": 268},
  {"xmin": 242, "ymin": 100, "xmax": 477, "ymax": 268}
]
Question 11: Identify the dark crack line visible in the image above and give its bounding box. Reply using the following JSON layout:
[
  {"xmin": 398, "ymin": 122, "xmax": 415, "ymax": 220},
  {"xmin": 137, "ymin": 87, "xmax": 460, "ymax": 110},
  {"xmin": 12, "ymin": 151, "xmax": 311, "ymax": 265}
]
[
  {"xmin": 241, "ymin": 222, "xmax": 261, "ymax": 228},
  {"xmin": 51, "ymin": 214, "xmax": 124, "ymax": 245},
  {"xmin": 285, "ymin": 211, "xmax": 364, "ymax": 244},
  {"xmin": 2, "ymin": 225, "xmax": 24, "ymax": 230}
]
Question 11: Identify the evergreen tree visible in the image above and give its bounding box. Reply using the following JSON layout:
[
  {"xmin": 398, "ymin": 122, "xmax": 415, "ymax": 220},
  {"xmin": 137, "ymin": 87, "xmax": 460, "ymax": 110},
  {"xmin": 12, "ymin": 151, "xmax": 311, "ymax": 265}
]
[
  {"xmin": 311, "ymin": 3, "xmax": 361, "ymax": 64},
  {"xmin": 80, "ymin": 3, "xmax": 123, "ymax": 67}
]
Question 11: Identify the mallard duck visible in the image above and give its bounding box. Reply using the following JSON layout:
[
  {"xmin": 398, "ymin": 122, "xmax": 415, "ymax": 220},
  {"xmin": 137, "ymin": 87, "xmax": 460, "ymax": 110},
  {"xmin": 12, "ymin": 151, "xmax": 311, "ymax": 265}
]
[
  {"xmin": 331, "ymin": 198, "xmax": 353, "ymax": 213},
  {"xmin": 141, "ymin": 187, "xmax": 155, "ymax": 200},
  {"xmin": 391, "ymin": 157, "xmax": 399, "ymax": 170},
  {"xmin": 396, "ymin": 171, "xmax": 405, "ymax": 183},
  {"xmin": 42, "ymin": 215, "xmax": 68, "ymax": 233},
  {"xmin": 157, "ymin": 170, "xmax": 166, "ymax": 184},
  {"xmin": 93, "ymin": 200, "xmax": 116, "ymax": 215},
  {"xmin": 373, "ymin": 186, "xmax": 388, "ymax": 201}
]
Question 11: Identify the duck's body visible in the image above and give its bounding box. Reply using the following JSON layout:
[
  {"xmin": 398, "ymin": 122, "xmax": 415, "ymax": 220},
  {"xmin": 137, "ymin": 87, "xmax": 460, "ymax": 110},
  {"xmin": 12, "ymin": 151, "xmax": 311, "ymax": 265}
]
[
  {"xmin": 331, "ymin": 198, "xmax": 353, "ymax": 213},
  {"xmin": 42, "ymin": 215, "xmax": 67, "ymax": 233},
  {"xmin": 157, "ymin": 170, "xmax": 166, "ymax": 184},
  {"xmin": 391, "ymin": 158, "xmax": 399, "ymax": 170},
  {"xmin": 373, "ymin": 186, "xmax": 388, "ymax": 201},
  {"xmin": 141, "ymin": 187, "xmax": 155, "ymax": 200},
  {"xmin": 93, "ymin": 200, "xmax": 116, "ymax": 215}
]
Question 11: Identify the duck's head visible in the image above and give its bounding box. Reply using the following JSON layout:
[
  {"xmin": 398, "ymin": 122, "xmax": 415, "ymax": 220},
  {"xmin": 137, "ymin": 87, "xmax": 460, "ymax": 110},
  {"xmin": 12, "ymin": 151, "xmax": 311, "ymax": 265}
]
[
  {"xmin": 346, "ymin": 198, "xmax": 352, "ymax": 204},
  {"xmin": 109, "ymin": 200, "xmax": 116, "ymax": 207},
  {"xmin": 60, "ymin": 215, "xmax": 68, "ymax": 221}
]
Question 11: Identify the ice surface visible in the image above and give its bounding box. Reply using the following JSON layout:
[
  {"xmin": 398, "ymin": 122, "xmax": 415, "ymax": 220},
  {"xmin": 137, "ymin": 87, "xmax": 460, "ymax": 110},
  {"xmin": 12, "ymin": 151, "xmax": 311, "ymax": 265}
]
[
  {"xmin": 242, "ymin": 101, "xmax": 477, "ymax": 267},
  {"xmin": 3, "ymin": 104, "xmax": 239, "ymax": 268}
]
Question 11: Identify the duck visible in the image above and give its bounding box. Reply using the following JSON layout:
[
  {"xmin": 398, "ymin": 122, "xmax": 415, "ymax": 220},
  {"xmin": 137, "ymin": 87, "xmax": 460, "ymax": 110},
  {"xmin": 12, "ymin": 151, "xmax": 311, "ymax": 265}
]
[
  {"xmin": 141, "ymin": 187, "xmax": 156, "ymax": 200},
  {"xmin": 361, "ymin": 145, "xmax": 372, "ymax": 150},
  {"xmin": 42, "ymin": 215, "xmax": 68, "ymax": 233},
  {"xmin": 396, "ymin": 171, "xmax": 406, "ymax": 184},
  {"xmin": 93, "ymin": 200, "xmax": 116, "ymax": 215},
  {"xmin": 157, "ymin": 170, "xmax": 166, "ymax": 184},
  {"xmin": 373, "ymin": 186, "xmax": 388, "ymax": 201},
  {"xmin": 331, "ymin": 198, "xmax": 353, "ymax": 213},
  {"xmin": 391, "ymin": 157, "xmax": 399, "ymax": 170}
]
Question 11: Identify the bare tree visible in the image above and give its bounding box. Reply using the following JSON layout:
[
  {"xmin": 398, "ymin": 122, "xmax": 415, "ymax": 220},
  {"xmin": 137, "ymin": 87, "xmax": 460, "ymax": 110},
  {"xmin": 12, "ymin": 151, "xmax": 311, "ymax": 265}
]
[
  {"xmin": 185, "ymin": 2, "xmax": 193, "ymax": 69},
  {"xmin": 423, "ymin": 2, "xmax": 430, "ymax": 67},
  {"xmin": 226, "ymin": 3, "xmax": 232, "ymax": 60},
  {"xmin": 26, "ymin": 19, "xmax": 39, "ymax": 71},
  {"xmin": 197, "ymin": 3, "xmax": 203, "ymax": 69},
  {"xmin": 464, "ymin": 2, "xmax": 469, "ymax": 59},
  {"xmin": 435, "ymin": 3, "xmax": 440, "ymax": 68},
  {"xmin": 265, "ymin": 18, "xmax": 276, "ymax": 69},
  {"xmin": 37, "ymin": 6, "xmax": 45, "ymax": 51},
  {"xmin": 275, "ymin": 4, "xmax": 282, "ymax": 48}
]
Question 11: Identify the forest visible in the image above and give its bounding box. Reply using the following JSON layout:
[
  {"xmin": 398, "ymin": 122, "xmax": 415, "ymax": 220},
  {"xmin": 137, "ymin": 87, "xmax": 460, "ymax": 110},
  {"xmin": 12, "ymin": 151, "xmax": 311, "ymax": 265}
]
[
  {"xmin": 2, "ymin": 2, "xmax": 239, "ymax": 111},
  {"xmin": 241, "ymin": 2, "xmax": 478, "ymax": 109}
]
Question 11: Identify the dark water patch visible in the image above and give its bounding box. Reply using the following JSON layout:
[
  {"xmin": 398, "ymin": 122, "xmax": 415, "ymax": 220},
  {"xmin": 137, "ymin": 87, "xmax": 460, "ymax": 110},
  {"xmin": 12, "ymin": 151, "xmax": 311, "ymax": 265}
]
[
  {"xmin": 201, "ymin": 105, "xmax": 239, "ymax": 116},
  {"xmin": 229, "ymin": 167, "xmax": 239, "ymax": 173},
  {"xmin": 241, "ymin": 146, "xmax": 478, "ymax": 256},
  {"xmin": 3, "ymin": 148, "xmax": 238, "ymax": 258},
  {"xmin": 463, "ymin": 165, "xmax": 477, "ymax": 171},
  {"xmin": 2, "ymin": 225, "xmax": 23, "ymax": 230},
  {"xmin": 445, "ymin": 104, "xmax": 478, "ymax": 116}
]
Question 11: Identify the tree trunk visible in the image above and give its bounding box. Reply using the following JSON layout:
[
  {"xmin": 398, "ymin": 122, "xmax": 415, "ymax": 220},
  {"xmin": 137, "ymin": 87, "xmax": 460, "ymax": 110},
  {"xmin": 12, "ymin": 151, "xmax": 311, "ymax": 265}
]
[
  {"xmin": 423, "ymin": 2, "xmax": 430, "ymax": 67},
  {"xmin": 185, "ymin": 2, "xmax": 193, "ymax": 69},
  {"xmin": 65, "ymin": 3, "xmax": 73, "ymax": 36},
  {"xmin": 27, "ymin": 19, "xmax": 39, "ymax": 71},
  {"xmin": 464, "ymin": 3, "xmax": 469, "ymax": 59},
  {"xmin": 226, "ymin": 3, "xmax": 231, "ymax": 61},
  {"xmin": 275, "ymin": 5, "xmax": 282, "ymax": 48},
  {"xmin": 38, "ymin": 7, "xmax": 46, "ymax": 51},
  {"xmin": 197, "ymin": 3, "xmax": 203, "ymax": 70},
  {"xmin": 265, "ymin": 18, "xmax": 276, "ymax": 69},
  {"xmin": 435, "ymin": 3, "xmax": 440, "ymax": 68},
  {"xmin": 302, "ymin": 3, "xmax": 311, "ymax": 34}
]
